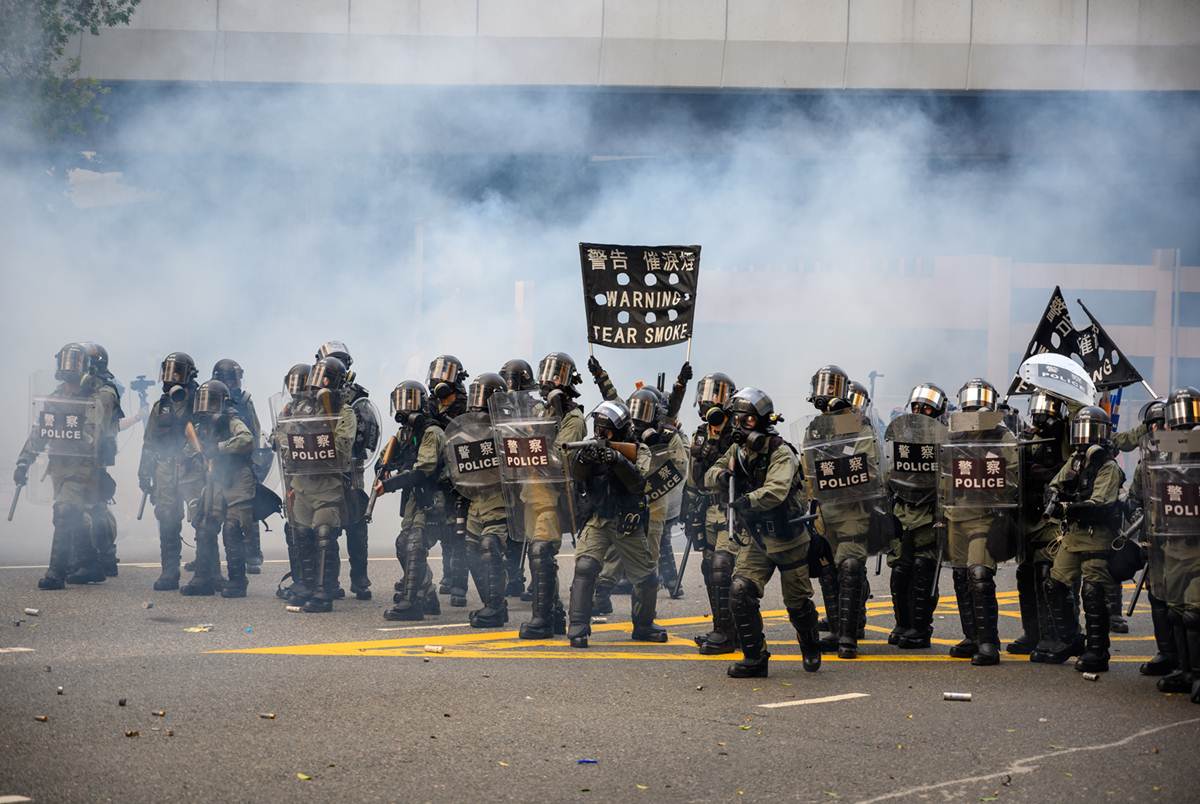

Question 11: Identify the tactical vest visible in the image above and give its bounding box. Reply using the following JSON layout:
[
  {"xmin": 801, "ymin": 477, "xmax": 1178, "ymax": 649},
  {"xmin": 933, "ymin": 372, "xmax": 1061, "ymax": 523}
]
[
  {"xmin": 1021, "ymin": 424, "xmax": 1067, "ymax": 518},
  {"xmin": 198, "ymin": 415, "xmax": 252, "ymax": 484},
  {"xmin": 147, "ymin": 393, "xmax": 193, "ymax": 457},
  {"xmin": 1062, "ymin": 448, "xmax": 1122, "ymax": 528},
  {"xmin": 737, "ymin": 436, "xmax": 802, "ymax": 543}
]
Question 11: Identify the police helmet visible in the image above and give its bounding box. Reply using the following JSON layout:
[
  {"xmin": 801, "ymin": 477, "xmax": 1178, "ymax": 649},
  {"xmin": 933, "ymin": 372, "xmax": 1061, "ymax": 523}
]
[
  {"xmin": 907, "ymin": 383, "xmax": 948, "ymax": 417},
  {"xmin": 193, "ymin": 380, "xmax": 230, "ymax": 417},
  {"xmin": 1166, "ymin": 387, "xmax": 1200, "ymax": 430},
  {"xmin": 212, "ymin": 359, "xmax": 244, "ymax": 392},
  {"xmin": 1070, "ymin": 405, "xmax": 1112, "ymax": 447},
  {"xmin": 958, "ymin": 378, "xmax": 998, "ymax": 412},
  {"xmin": 468, "ymin": 373, "xmax": 507, "ymax": 412}
]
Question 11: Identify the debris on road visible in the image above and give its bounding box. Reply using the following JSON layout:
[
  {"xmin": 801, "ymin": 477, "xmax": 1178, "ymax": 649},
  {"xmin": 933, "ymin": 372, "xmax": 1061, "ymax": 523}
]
[
  {"xmin": 244, "ymin": 626, "xmax": 253, "ymax": 634},
  {"xmin": 1082, "ymin": 672, "xmax": 1100, "ymax": 682},
  {"xmin": 152, "ymin": 710, "xmax": 166, "ymax": 717},
  {"xmin": 34, "ymin": 715, "xmax": 48, "ymax": 723},
  {"xmin": 56, "ymin": 686, "xmax": 63, "ymax": 695},
  {"xmin": 285, "ymin": 606, "xmax": 302, "ymax": 613},
  {"xmin": 142, "ymin": 602, "xmax": 154, "ymax": 610},
  {"xmin": 258, "ymin": 713, "xmax": 276, "ymax": 720},
  {"xmin": 423, "ymin": 645, "xmax": 445, "ymax": 654},
  {"xmin": 943, "ymin": 692, "xmax": 972, "ymax": 702},
  {"xmin": 591, "ymin": 617, "xmax": 608, "ymax": 624},
  {"xmin": 183, "ymin": 624, "xmax": 214, "ymax": 633},
  {"xmin": 124, "ymin": 730, "xmax": 139, "ymax": 738},
  {"xmin": 118, "ymin": 699, "xmax": 127, "ymax": 707},
  {"xmin": 577, "ymin": 759, "xmax": 598, "ymax": 765},
  {"xmin": 23, "ymin": 608, "xmax": 39, "ymax": 616},
  {"xmin": 296, "ymin": 773, "xmax": 312, "ymax": 782}
]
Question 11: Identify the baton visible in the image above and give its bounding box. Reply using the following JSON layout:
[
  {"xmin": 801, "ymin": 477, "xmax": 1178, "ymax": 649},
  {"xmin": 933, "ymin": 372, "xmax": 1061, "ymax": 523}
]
[
  {"xmin": 1126, "ymin": 568, "xmax": 1147, "ymax": 618},
  {"xmin": 672, "ymin": 520, "xmax": 690, "ymax": 598},
  {"xmin": 8, "ymin": 483, "xmax": 23, "ymax": 522},
  {"xmin": 137, "ymin": 489, "xmax": 149, "ymax": 521},
  {"xmin": 727, "ymin": 470, "xmax": 737, "ymax": 545}
]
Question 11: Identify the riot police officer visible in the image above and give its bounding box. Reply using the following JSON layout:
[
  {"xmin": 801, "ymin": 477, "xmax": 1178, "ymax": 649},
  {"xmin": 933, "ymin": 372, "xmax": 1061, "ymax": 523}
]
[
  {"xmin": 211, "ymin": 359, "xmax": 264, "ymax": 573},
  {"xmin": 706, "ymin": 388, "xmax": 821, "ymax": 678},
  {"xmin": 81, "ymin": 342, "xmax": 123, "ymax": 577},
  {"xmin": 273, "ymin": 362, "xmax": 311, "ymax": 601},
  {"xmin": 685, "ymin": 372, "xmax": 739, "ymax": 654},
  {"xmin": 315, "ymin": 341, "xmax": 378, "ymax": 600},
  {"xmin": 518, "ymin": 352, "xmax": 586, "ymax": 640},
  {"xmin": 460, "ymin": 372, "xmax": 510, "ymax": 628},
  {"xmin": 378, "ymin": 381, "xmax": 446, "ymax": 621},
  {"xmin": 138, "ymin": 352, "xmax": 204, "ymax": 591},
  {"xmin": 1146, "ymin": 388, "xmax": 1200, "ymax": 701},
  {"xmin": 499, "ymin": 358, "xmax": 537, "ymax": 597},
  {"xmin": 14, "ymin": 344, "xmax": 118, "ymax": 589},
  {"xmin": 565, "ymin": 400, "xmax": 666, "ymax": 648},
  {"xmin": 180, "ymin": 379, "xmax": 257, "ymax": 598},
  {"xmin": 1011, "ymin": 391, "xmax": 1072, "ymax": 661},
  {"xmin": 428, "ymin": 355, "xmax": 470, "ymax": 606},
  {"xmin": 1045, "ymin": 405, "xmax": 1124, "ymax": 673},
  {"xmin": 884, "ymin": 383, "xmax": 948, "ymax": 650},
  {"xmin": 941, "ymin": 378, "xmax": 1020, "ymax": 666}
]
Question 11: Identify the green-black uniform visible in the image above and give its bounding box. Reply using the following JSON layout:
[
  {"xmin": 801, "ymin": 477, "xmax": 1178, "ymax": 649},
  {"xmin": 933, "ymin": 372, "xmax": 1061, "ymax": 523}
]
[
  {"xmin": 138, "ymin": 390, "xmax": 205, "ymax": 590},
  {"xmin": 803, "ymin": 410, "xmax": 881, "ymax": 658},
  {"xmin": 466, "ymin": 482, "xmax": 510, "ymax": 626},
  {"xmin": 280, "ymin": 397, "xmax": 356, "ymax": 606},
  {"xmin": 382, "ymin": 419, "xmax": 447, "ymax": 619},
  {"xmin": 517, "ymin": 404, "xmax": 585, "ymax": 639},
  {"xmin": 89, "ymin": 372, "xmax": 124, "ymax": 577},
  {"xmin": 15, "ymin": 378, "xmax": 117, "ymax": 587},
  {"xmin": 182, "ymin": 413, "xmax": 256, "ymax": 596},
  {"xmin": 1010, "ymin": 421, "xmax": 1071, "ymax": 659},
  {"xmin": 1046, "ymin": 444, "xmax": 1123, "ymax": 671},
  {"xmin": 686, "ymin": 419, "xmax": 738, "ymax": 652},
  {"xmin": 566, "ymin": 440, "xmax": 667, "ymax": 646},
  {"xmin": 228, "ymin": 388, "xmax": 264, "ymax": 570},
  {"xmin": 705, "ymin": 435, "xmax": 821, "ymax": 675}
]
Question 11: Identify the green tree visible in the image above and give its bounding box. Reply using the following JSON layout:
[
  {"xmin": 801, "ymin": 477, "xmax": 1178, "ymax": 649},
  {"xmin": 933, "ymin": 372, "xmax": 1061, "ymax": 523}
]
[{"xmin": 0, "ymin": 0, "xmax": 141, "ymax": 140}]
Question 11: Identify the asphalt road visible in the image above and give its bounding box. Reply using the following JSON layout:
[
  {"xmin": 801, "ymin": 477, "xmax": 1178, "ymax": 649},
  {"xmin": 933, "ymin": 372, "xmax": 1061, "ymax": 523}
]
[{"xmin": 1, "ymin": 537, "xmax": 1198, "ymax": 803}]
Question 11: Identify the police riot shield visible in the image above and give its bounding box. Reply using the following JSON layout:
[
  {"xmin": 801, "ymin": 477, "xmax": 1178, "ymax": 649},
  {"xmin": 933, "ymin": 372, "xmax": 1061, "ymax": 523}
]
[
  {"xmin": 443, "ymin": 411, "xmax": 501, "ymax": 501},
  {"xmin": 884, "ymin": 413, "xmax": 946, "ymax": 503},
  {"xmin": 276, "ymin": 415, "xmax": 350, "ymax": 477},
  {"xmin": 802, "ymin": 411, "xmax": 892, "ymax": 553},
  {"xmin": 29, "ymin": 382, "xmax": 100, "ymax": 460},
  {"xmin": 939, "ymin": 411, "xmax": 1022, "ymax": 565},
  {"xmin": 647, "ymin": 436, "xmax": 687, "ymax": 518},
  {"xmin": 1144, "ymin": 430, "xmax": 1200, "ymax": 607},
  {"xmin": 488, "ymin": 390, "xmax": 573, "ymax": 538},
  {"xmin": 350, "ymin": 396, "xmax": 382, "ymax": 469}
]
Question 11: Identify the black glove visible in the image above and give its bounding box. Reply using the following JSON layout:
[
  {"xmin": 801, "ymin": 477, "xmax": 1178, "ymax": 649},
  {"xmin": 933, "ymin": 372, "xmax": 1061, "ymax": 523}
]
[
  {"xmin": 690, "ymin": 439, "xmax": 713, "ymax": 462},
  {"xmin": 13, "ymin": 462, "xmax": 29, "ymax": 485},
  {"xmin": 715, "ymin": 468, "xmax": 733, "ymax": 489},
  {"xmin": 381, "ymin": 470, "xmax": 419, "ymax": 494},
  {"xmin": 138, "ymin": 475, "xmax": 153, "ymax": 495},
  {"xmin": 731, "ymin": 494, "xmax": 752, "ymax": 514},
  {"xmin": 587, "ymin": 355, "xmax": 603, "ymax": 378},
  {"xmin": 677, "ymin": 361, "xmax": 693, "ymax": 383}
]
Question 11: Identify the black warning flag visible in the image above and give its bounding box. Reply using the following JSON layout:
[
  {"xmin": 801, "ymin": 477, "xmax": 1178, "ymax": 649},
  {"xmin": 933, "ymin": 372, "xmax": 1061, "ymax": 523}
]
[{"xmin": 579, "ymin": 243, "xmax": 700, "ymax": 349}]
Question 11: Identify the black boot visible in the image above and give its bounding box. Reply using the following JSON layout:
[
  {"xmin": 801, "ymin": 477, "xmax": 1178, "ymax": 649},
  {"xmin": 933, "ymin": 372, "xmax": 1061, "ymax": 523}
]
[
  {"xmin": 788, "ymin": 600, "xmax": 822, "ymax": 673},
  {"xmin": 289, "ymin": 527, "xmax": 317, "ymax": 605},
  {"xmin": 1188, "ymin": 626, "xmax": 1200, "ymax": 704},
  {"xmin": 817, "ymin": 567, "xmax": 841, "ymax": 652},
  {"xmin": 519, "ymin": 542, "xmax": 557, "ymax": 639},
  {"xmin": 346, "ymin": 518, "xmax": 371, "ymax": 599},
  {"xmin": 504, "ymin": 538, "xmax": 526, "ymax": 597},
  {"xmin": 969, "ymin": 565, "xmax": 1000, "ymax": 666},
  {"xmin": 566, "ymin": 555, "xmax": 599, "ymax": 648},
  {"xmin": 698, "ymin": 551, "xmax": 737, "ymax": 655},
  {"xmin": 384, "ymin": 529, "xmax": 427, "ymax": 621},
  {"xmin": 899, "ymin": 556, "xmax": 936, "ymax": 649},
  {"xmin": 92, "ymin": 506, "xmax": 119, "ymax": 577},
  {"xmin": 154, "ymin": 520, "xmax": 183, "ymax": 591},
  {"xmin": 948, "ymin": 568, "xmax": 977, "ymax": 658},
  {"xmin": 66, "ymin": 517, "xmax": 105, "ymax": 584},
  {"xmin": 447, "ymin": 530, "xmax": 469, "ymax": 607},
  {"xmin": 630, "ymin": 577, "xmax": 668, "ymax": 643},
  {"xmin": 1075, "ymin": 581, "xmax": 1111, "ymax": 672},
  {"xmin": 727, "ymin": 577, "xmax": 769, "ymax": 678},
  {"xmin": 221, "ymin": 521, "xmax": 249, "ymax": 598},
  {"xmin": 592, "ymin": 580, "xmax": 614, "ymax": 615},
  {"xmin": 1006, "ymin": 561, "xmax": 1039, "ymax": 654},
  {"xmin": 1107, "ymin": 583, "xmax": 1128, "ymax": 634},
  {"xmin": 1158, "ymin": 611, "xmax": 1193, "ymax": 693},
  {"xmin": 39, "ymin": 506, "xmax": 75, "ymax": 590},
  {"xmin": 245, "ymin": 520, "xmax": 263, "ymax": 575},
  {"xmin": 1141, "ymin": 595, "xmax": 1178, "ymax": 676},
  {"xmin": 277, "ymin": 523, "xmax": 299, "ymax": 600},
  {"xmin": 1038, "ymin": 575, "xmax": 1084, "ymax": 664},
  {"xmin": 658, "ymin": 527, "xmax": 682, "ymax": 598},
  {"xmin": 304, "ymin": 526, "xmax": 340, "ymax": 613},
  {"xmin": 469, "ymin": 536, "xmax": 509, "ymax": 629},
  {"xmin": 181, "ymin": 527, "xmax": 220, "ymax": 596},
  {"xmin": 837, "ymin": 559, "xmax": 864, "ymax": 659},
  {"xmin": 613, "ymin": 577, "xmax": 633, "ymax": 595},
  {"xmin": 888, "ymin": 559, "xmax": 913, "ymax": 645}
]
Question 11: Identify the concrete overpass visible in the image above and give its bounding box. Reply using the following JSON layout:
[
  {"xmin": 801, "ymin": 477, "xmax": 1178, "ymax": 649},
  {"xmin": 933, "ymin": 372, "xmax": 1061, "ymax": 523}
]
[{"xmin": 77, "ymin": 0, "xmax": 1200, "ymax": 90}]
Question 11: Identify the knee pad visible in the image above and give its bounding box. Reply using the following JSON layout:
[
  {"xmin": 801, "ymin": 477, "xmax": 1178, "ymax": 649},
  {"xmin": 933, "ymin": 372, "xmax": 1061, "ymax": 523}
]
[
  {"xmin": 573, "ymin": 555, "xmax": 602, "ymax": 580},
  {"xmin": 479, "ymin": 535, "xmax": 502, "ymax": 560},
  {"xmin": 1044, "ymin": 576, "xmax": 1069, "ymax": 597},
  {"xmin": 912, "ymin": 555, "xmax": 936, "ymax": 574},
  {"xmin": 52, "ymin": 503, "xmax": 83, "ymax": 529},
  {"xmin": 729, "ymin": 576, "xmax": 761, "ymax": 608},
  {"xmin": 968, "ymin": 565, "xmax": 994, "ymax": 583},
  {"xmin": 316, "ymin": 525, "xmax": 338, "ymax": 545},
  {"xmin": 838, "ymin": 557, "xmax": 863, "ymax": 577},
  {"xmin": 711, "ymin": 551, "xmax": 735, "ymax": 582},
  {"xmin": 529, "ymin": 540, "xmax": 556, "ymax": 565}
]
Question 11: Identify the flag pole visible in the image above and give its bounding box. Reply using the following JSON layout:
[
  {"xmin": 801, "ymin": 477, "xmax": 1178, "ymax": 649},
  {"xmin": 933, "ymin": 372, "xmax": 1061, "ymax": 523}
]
[
  {"xmin": 685, "ymin": 337, "xmax": 692, "ymax": 364},
  {"xmin": 1140, "ymin": 379, "xmax": 1158, "ymax": 399}
]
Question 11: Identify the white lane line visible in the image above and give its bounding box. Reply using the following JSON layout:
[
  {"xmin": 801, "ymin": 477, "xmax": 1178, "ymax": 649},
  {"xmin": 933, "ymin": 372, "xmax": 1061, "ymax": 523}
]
[
  {"xmin": 374, "ymin": 622, "xmax": 476, "ymax": 633},
  {"xmin": 855, "ymin": 717, "xmax": 1200, "ymax": 804},
  {"xmin": 0, "ymin": 647, "xmax": 35, "ymax": 655},
  {"xmin": 758, "ymin": 692, "xmax": 871, "ymax": 709}
]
